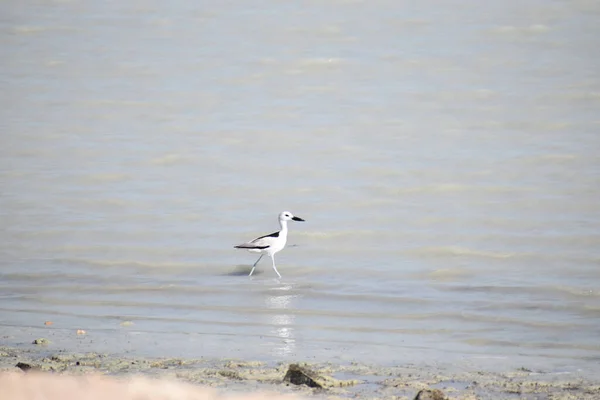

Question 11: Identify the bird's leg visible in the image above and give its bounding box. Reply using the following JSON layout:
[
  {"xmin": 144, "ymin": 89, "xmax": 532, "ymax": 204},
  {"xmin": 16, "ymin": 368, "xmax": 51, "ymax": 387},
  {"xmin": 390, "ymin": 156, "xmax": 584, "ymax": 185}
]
[
  {"xmin": 252, "ymin": 254, "xmax": 264, "ymax": 267},
  {"xmin": 249, "ymin": 254, "xmax": 263, "ymax": 277},
  {"xmin": 271, "ymin": 254, "xmax": 282, "ymax": 279}
]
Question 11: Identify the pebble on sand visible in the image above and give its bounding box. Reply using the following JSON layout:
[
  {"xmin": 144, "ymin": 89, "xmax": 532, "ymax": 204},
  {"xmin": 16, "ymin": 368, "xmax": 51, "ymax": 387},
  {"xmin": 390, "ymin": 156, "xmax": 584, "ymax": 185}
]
[
  {"xmin": 283, "ymin": 363, "xmax": 360, "ymax": 389},
  {"xmin": 15, "ymin": 362, "xmax": 34, "ymax": 372},
  {"xmin": 284, "ymin": 364, "xmax": 323, "ymax": 388},
  {"xmin": 414, "ymin": 389, "xmax": 447, "ymax": 400},
  {"xmin": 32, "ymin": 338, "xmax": 50, "ymax": 345}
]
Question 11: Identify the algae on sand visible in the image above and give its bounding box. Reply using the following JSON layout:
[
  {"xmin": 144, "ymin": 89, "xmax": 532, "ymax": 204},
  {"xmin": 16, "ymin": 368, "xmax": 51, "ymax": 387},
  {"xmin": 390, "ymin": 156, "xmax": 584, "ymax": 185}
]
[{"xmin": 1, "ymin": 346, "xmax": 599, "ymax": 399}]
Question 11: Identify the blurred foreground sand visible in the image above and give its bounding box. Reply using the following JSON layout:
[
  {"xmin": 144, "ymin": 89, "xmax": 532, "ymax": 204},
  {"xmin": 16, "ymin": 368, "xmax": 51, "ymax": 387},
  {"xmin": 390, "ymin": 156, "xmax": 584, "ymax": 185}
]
[{"xmin": 0, "ymin": 372, "xmax": 303, "ymax": 400}]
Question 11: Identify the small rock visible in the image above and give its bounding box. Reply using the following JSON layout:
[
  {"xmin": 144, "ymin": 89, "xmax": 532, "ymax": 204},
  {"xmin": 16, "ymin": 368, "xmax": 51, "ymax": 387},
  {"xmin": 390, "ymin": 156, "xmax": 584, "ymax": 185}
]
[
  {"xmin": 283, "ymin": 363, "xmax": 360, "ymax": 389},
  {"xmin": 32, "ymin": 338, "xmax": 50, "ymax": 345},
  {"xmin": 16, "ymin": 362, "xmax": 33, "ymax": 371},
  {"xmin": 284, "ymin": 364, "xmax": 323, "ymax": 388},
  {"xmin": 414, "ymin": 389, "xmax": 447, "ymax": 400}
]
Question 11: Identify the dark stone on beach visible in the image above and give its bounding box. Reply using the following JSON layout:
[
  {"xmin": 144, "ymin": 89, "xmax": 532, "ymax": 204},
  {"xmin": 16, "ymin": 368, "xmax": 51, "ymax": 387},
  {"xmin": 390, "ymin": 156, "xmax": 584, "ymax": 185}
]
[
  {"xmin": 414, "ymin": 389, "xmax": 447, "ymax": 400},
  {"xmin": 283, "ymin": 363, "xmax": 361, "ymax": 388},
  {"xmin": 16, "ymin": 362, "xmax": 33, "ymax": 371},
  {"xmin": 283, "ymin": 364, "xmax": 323, "ymax": 388}
]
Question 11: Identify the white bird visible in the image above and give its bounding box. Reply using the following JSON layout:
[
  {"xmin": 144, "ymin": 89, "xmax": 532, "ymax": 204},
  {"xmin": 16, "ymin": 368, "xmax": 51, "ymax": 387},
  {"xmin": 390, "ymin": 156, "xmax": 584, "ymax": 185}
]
[{"xmin": 234, "ymin": 211, "xmax": 305, "ymax": 278}]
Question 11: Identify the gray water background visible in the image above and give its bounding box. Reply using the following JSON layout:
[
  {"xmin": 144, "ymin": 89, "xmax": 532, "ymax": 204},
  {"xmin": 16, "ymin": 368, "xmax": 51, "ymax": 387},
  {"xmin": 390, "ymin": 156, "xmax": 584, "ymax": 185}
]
[{"xmin": 1, "ymin": 0, "xmax": 600, "ymax": 374}]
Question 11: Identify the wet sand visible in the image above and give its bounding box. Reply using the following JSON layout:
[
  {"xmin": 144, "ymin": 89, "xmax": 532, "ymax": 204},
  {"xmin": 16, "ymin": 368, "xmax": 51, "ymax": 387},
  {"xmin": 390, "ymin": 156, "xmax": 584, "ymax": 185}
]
[{"xmin": 2, "ymin": 344, "xmax": 599, "ymax": 399}]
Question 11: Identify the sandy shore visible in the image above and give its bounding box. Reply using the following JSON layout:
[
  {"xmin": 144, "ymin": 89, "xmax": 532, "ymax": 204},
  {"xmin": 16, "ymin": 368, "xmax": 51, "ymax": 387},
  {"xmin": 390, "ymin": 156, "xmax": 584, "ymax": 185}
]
[{"xmin": 1, "ymin": 345, "xmax": 599, "ymax": 399}]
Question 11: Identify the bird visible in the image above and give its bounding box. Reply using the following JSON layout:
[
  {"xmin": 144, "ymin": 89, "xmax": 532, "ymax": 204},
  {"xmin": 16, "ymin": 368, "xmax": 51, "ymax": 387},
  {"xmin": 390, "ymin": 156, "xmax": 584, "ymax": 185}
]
[{"xmin": 234, "ymin": 211, "xmax": 305, "ymax": 278}]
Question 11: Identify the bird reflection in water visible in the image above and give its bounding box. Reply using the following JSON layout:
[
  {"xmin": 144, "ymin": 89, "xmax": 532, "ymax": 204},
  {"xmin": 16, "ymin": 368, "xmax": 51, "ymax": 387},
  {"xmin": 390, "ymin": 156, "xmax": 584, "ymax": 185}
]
[{"xmin": 265, "ymin": 283, "xmax": 298, "ymax": 357}]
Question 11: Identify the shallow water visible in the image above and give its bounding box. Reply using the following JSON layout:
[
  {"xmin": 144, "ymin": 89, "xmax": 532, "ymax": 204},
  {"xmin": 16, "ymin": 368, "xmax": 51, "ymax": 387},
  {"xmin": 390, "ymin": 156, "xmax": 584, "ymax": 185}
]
[{"xmin": 1, "ymin": 0, "xmax": 600, "ymax": 374}]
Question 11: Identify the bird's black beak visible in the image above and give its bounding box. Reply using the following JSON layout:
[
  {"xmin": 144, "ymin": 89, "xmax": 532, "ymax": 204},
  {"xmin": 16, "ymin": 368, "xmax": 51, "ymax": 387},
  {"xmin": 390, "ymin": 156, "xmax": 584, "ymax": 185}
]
[{"xmin": 292, "ymin": 216, "xmax": 305, "ymax": 222}]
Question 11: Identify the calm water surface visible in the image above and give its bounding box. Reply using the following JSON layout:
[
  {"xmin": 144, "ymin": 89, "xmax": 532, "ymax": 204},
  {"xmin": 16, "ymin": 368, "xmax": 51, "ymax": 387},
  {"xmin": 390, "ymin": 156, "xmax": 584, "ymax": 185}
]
[{"xmin": 1, "ymin": 0, "xmax": 600, "ymax": 373}]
